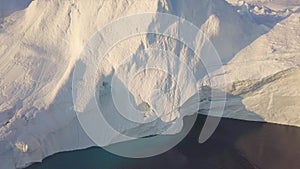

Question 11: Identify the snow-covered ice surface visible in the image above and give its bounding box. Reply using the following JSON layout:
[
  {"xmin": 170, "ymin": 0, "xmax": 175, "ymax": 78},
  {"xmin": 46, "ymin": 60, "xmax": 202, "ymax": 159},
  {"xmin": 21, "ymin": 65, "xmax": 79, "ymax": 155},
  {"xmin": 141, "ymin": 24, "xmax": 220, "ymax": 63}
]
[{"xmin": 0, "ymin": 0, "xmax": 299, "ymax": 168}]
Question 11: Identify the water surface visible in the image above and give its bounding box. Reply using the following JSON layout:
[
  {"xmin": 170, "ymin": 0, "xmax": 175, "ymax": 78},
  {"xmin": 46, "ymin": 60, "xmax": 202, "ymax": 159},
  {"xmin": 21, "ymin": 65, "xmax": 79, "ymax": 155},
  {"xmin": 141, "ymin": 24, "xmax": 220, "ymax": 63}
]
[{"xmin": 27, "ymin": 115, "xmax": 300, "ymax": 169}]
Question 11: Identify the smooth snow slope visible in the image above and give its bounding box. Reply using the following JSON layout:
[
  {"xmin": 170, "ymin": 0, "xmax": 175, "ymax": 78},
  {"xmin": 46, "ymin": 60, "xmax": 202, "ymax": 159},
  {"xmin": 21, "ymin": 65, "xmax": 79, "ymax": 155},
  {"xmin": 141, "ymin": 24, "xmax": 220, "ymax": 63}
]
[{"xmin": 0, "ymin": 0, "xmax": 299, "ymax": 168}]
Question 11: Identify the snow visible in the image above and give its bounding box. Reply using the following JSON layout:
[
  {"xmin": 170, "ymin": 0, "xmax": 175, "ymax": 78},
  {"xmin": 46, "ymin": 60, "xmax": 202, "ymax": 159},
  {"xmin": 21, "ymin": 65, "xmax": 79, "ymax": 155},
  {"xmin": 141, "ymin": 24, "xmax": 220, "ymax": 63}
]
[
  {"xmin": 241, "ymin": 67, "xmax": 300, "ymax": 126},
  {"xmin": 0, "ymin": 0, "xmax": 299, "ymax": 168}
]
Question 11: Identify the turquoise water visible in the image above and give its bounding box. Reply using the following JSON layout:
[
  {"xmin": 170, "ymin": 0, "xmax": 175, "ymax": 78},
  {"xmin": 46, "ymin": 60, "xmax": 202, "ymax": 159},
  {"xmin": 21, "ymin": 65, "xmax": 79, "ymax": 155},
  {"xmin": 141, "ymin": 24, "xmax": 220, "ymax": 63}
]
[{"xmin": 27, "ymin": 115, "xmax": 300, "ymax": 169}]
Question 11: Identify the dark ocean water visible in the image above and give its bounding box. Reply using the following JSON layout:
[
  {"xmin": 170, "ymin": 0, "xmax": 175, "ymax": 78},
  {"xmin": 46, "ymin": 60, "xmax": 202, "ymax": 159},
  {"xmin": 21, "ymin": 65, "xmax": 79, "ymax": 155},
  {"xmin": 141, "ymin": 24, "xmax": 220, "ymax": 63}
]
[{"xmin": 26, "ymin": 115, "xmax": 300, "ymax": 169}]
